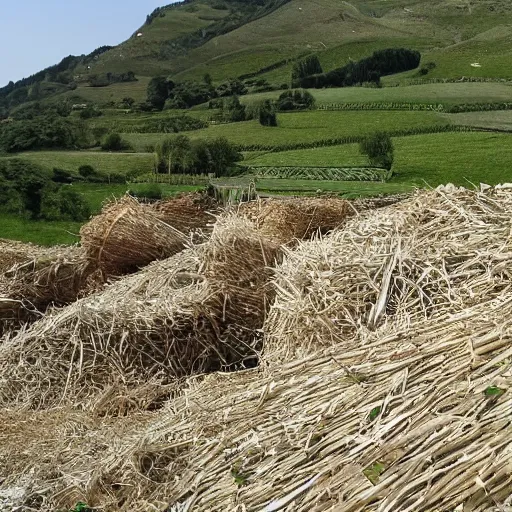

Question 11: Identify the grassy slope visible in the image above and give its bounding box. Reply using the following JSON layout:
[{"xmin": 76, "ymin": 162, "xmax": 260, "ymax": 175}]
[{"xmin": 122, "ymin": 110, "xmax": 450, "ymax": 150}]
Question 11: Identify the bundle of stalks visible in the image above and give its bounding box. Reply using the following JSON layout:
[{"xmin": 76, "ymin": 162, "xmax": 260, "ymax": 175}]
[
  {"xmin": 264, "ymin": 186, "xmax": 512, "ymax": 362},
  {"xmin": 239, "ymin": 197, "xmax": 350, "ymax": 245},
  {"xmin": 0, "ymin": 246, "xmax": 100, "ymax": 335},
  {"xmin": 24, "ymin": 292, "xmax": 512, "ymax": 511},
  {"xmin": 80, "ymin": 193, "xmax": 215, "ymax": 277},
  {"xmin": 153, "ymin": 191, "xmax": 218, "ymax": 232},
  {"xmin": 0, "ymin": 216, "xmax": 280, "ymax": 409}
]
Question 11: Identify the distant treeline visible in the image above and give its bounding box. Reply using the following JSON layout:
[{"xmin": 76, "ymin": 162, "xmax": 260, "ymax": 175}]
[{"xmin": 296, "ymin": 49, "xmax": 421, "ymax": 88}]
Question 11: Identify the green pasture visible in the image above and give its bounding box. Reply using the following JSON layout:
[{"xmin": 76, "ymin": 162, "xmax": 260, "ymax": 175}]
[{"xmin": 121, "ymin": 110, "xmax": 451, "ymax": 151}]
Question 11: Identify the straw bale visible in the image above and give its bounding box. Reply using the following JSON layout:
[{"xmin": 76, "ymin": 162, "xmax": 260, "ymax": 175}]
[
  {"xmin": 0, "ymin": 215, "xmax": 280, "ymax": 408},
  {"xmin": 16, "ymin": 292, "xmax": 512, "ymax": 511},
  {"xmin": 239, "ymin": 196, "xmax": 350, "ymax": 245},
  {"xmin": 264, "ymin": 187, "xmax": 512, "ymax": 362},
  {"xmin": 80, "ymin": 193, "xmax": 215, "ymax": 277}
]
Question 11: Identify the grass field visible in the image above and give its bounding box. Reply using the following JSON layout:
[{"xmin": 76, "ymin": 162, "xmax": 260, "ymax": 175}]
[
  {"xmin": 0, "ymin": 183, "xmax": 202, "ymax": 246},
  {"xmin": 246, "ymin": 132, "xmax": 512, "ymax": 187},
  {"xmin": 242, "ymin": 82, "xmax": 512, "ymax": 108},
  {"xmin": 3, "ymin": 151, "xmax": 154, "ymax": 176},
  {"xmin": 122, "ymin": 110, "xmax": 451, "ymax": 151}
]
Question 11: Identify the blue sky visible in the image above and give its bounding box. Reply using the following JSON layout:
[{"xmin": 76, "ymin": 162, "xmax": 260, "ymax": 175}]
[{"xmin": 0, "ymin": 1, "xmax": 174, "ymax": 87}]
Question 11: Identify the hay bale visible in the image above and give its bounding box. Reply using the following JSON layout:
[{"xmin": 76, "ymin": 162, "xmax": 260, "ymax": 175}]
[
  {"xmin": 239, "ymin": 197, "xmax": 350, "ymax": 245},
  {"xmin": 80, "ymin": 193, "xmax": 215, "ymax": 277},
  {"xmin": 264, "ymin": 187, "xmax": 512, "ymax": 362},
  {"xmin": 0, "ymin": 215, "xmax": 280, "ymax": 408},
  {"xmin": 37, "ymin": 293, "xmax": 512, "ymax": 511}
]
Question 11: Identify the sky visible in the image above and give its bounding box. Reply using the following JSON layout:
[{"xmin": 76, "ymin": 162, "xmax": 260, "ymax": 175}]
[{"xmin": 0, "ymin": 1, "xmax": 176, "ymax": 87}]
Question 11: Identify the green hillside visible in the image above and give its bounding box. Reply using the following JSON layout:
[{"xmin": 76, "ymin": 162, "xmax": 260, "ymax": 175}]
[{"xmin": 2, "ymin": 0, "xmax": 512, "ymax": 111}]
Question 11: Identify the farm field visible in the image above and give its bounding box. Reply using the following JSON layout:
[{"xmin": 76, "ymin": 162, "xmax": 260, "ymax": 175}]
[
  {"xmin": 242, "ymin": 82, "xmax": 512, "ymax": 108},
  {"xmin": 442, "ymin": 110, "xmax": 512, "ymax": 131},
  {"xmin": 121, "ymin": 110, "xmax": 452, "ymax": 151},
  {"xmin": 246, "ymin": 132, "xmax": 512, "ymax": 187},
  {"xmin": 57, "ymin": 77, "xmax": 152, "ymax": 105},
  {"xmin": 4, "ymin": 151, "xmax": 155, "ymax": 176}
]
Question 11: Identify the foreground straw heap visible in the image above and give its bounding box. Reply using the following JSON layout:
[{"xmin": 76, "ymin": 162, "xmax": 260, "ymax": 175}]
[{"xmin": 0, "ymin": 187, "xmax": 511, "ymax": 511}]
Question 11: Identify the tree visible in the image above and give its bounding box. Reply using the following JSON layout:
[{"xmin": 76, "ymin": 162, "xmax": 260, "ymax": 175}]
[
  {"xmin": 203, "ymin": 73, "xmax": 213, "ymax": 86},
  {"xmin": 292, "ymin": 55, "xmax": 323, "ymax": 83},
  {"xmin": 359, "ymin": 132, "xmax": 394, "ymax": 170},
  {"xmin": 147, "ymin": 76, "xmax": 173, "ymax": 110},
  {"xmin": 277, "ymin": 89, "xmax": 315, "ymax": 111},
  {"xmin": 223, "ymin": 95, "xmax": 246, "ymax": 122},
  {"xmin": 101, "ymin": 133, "xmax": 130, "ymax": 152},
  {"xmin": 122, "ymin": 97, "xmax": 135, "ymax": 108},
  {"xmin": 259, "ymin": 100, "xmax": 277, "ymax": 127}
]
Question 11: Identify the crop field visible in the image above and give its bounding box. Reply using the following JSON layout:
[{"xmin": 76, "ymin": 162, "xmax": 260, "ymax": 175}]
[
  {"xmin": 246, "ymin": 166, "xmax": 390, "ymax": 181},
  {"xmin": 57, "ymin": 77, "xmax": 152, "ymax": 105},
  {"xmin": 2, "ymin": 151, "xmax": 155, "ymax": 176},
  {"xmin": 121, "ymin": 110, "xmax": 452, "ymax": 151},
  {"xmin": 247, "ymin": 132, "xmax": 512, "ymax": 187},
  {"xmin": 442, "ymin": 110, "xmax": 512, "ymax": 131},
  {"xmin": 214, "ymin": 176, "xmax": 412, "ymax": 197},
  {"xmin": 242, "ymin": 82, "xmax": 512, "ymax": 108}
]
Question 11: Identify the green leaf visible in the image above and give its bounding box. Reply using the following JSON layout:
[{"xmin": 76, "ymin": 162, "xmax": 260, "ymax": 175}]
[
  {"xmin": 369, "ymin": 406, "xmax": 381, "ymax": 421},
  {"xmin": 363, "ymin": 462, "xmax": 386, "ymax": 485},
  {"xmin": 484, "ymin": 386, "xmax": 505, "ymax": 397}
]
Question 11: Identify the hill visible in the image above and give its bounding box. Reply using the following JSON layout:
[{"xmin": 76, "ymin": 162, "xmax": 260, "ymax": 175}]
[{"xmin": 1, "ymin": 0, "xmax": 512, "ymax": 111}]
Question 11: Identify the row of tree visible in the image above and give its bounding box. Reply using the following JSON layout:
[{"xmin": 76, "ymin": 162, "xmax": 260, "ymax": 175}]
[
  {"xmin": 147, "ymin": 76, "xmax": 248, "ymax": 110},
  {"xmin": 294, "ymin": 49, "xmax": 421, "ymax": 88}
]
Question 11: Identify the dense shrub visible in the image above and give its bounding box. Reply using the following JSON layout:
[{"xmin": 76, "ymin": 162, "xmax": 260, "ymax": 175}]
[
  {"xmin": 216, "ymin": 79, "xmax": 248, "ymax": 97},
  {"xmin": 298, "ymin": 48, "xmax": 421, "ymax": 89},
  {"xmin": 101, "ymin": 133, "xmax": 131, "ymax": 152},
  {"xmin": 259, "ymin": 100, "xmax": 278, "ymax": 126},
  {"xmin": 52, "ymin": 168, "xmax": 74, "ymax": 184},
  {"xmin": 40, "ymin": 186, "xmax": 91, "ymax": 221},
  {"xmin": 359, "ymin": 132, "xmax": 394, "ymax": 170},
  {"xmin": 128, "ymin": 183, "xmax": 164, "ymax": 201},
  {"xmin": 418, "ymin": 62, "xmax": 437, "ymax": 76},
  {"xmin": 277, "ymin": 89, "xmax": 315, "ymax": 111},
  {"xmin": 0, "ymin": 115, "xmax": 90, "ymax": 153},
  {"xmin": 88, "ymin": 71, "xmax": 136, "ymax": 87},
  {"xmin": 79, "ymin": 106, "xmax": 103, "ymax": 119}
]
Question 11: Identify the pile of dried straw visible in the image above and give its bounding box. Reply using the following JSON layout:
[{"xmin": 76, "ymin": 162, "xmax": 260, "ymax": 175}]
[
  {"xmin": 20, "ymin": 292, "xmax": 512, "ymax": 511},
  {"xmin": 239, "ymin": 196, "xmax": 350, "ymax": 244},
  {"xmin": 0, "ymin": 215, "xmax": 280, "ymax": 408},
  {"xmin": 80, "ymin": 193, "xmax": 216, "ymax": 277},
  {"xmin": 264, "ymin": 186, "xmax": 512, "ymax": 362}
]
